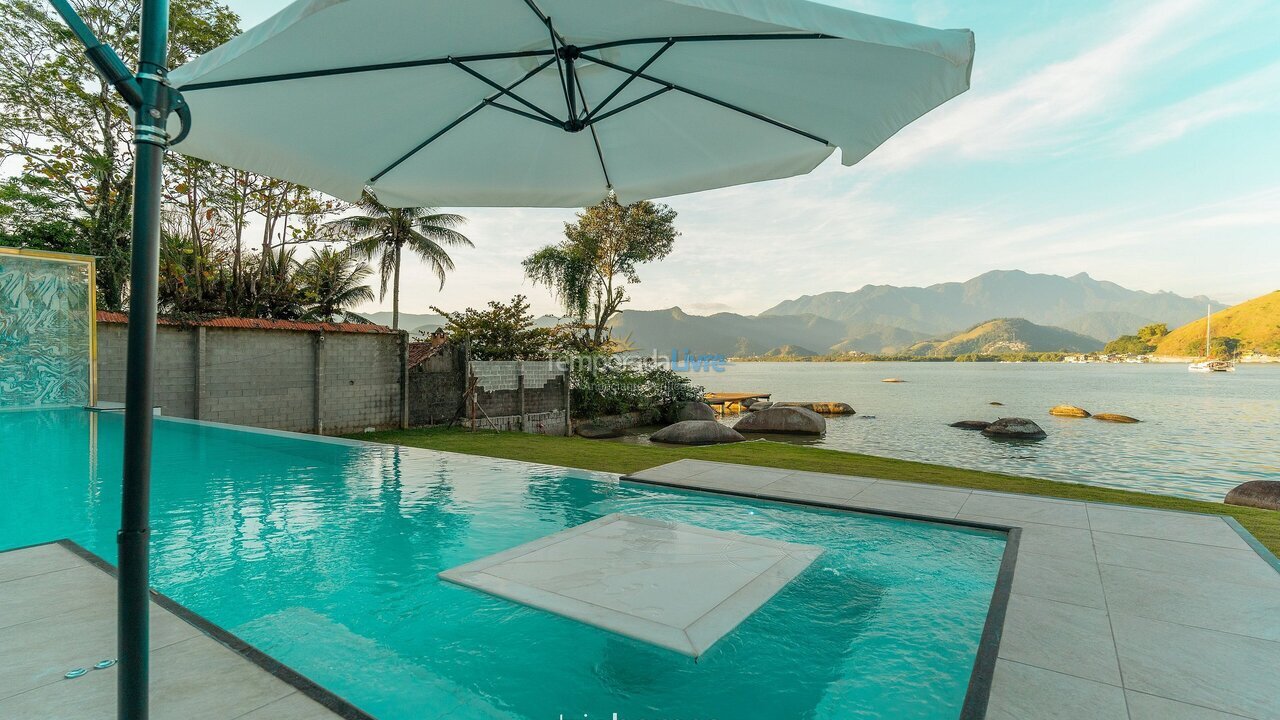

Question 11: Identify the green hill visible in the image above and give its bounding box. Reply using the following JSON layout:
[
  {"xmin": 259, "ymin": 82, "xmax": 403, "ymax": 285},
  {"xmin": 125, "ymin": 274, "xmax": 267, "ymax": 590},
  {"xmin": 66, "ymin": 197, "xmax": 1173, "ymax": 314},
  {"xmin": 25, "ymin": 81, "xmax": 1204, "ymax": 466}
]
[
  {"xmin": 762, "ymin": 344, "xmax": 818, "ymax": 358},
  {"xmin": 907, "ymin": 318, "xmax": 1103, "ymax": 357},
  {"xmin": 1154, "ymin": 291, "xmax": 1280, "ymax": 357}
]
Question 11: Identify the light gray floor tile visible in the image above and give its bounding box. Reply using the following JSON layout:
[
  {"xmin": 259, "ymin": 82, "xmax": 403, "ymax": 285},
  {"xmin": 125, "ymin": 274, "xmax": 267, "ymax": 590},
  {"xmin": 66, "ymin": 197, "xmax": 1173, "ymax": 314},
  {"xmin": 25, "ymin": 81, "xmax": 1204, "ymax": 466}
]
[
  {"xmin": 845, "ymin": 482, "xmax": 970, "ymax": 517},
  {"xmin": 625, "ymin": 459, "xmax": 716, "ymax": 481},
  {"xmin": 0, "ymin": 543, "xmax": 82, "ymax": 583},
  {"xmin": 758, "ymin": 471, "xmax": 874, "ymax": 500},
  {"xmin": 957, "ymin": 514, "xmax": 1096, "ymax": 561},
  {"xmin": 1087, "ymin": 506, "xmax": 1250, "ymax": 549},
  {"xmin": 234, "ymin": 691, "xmax": 338, "ymax": 720},
  {"xmin": 1011, "ymin": 551, "xmax": 1107, "ymax": 608},
  {"xmin": 1111, "ymin": 613, "xmax": 1280, "ymax": 719},
  {"xmin": 1101, "ymin": 564, "xmax": 1280, "ymax": 642},
  {"xmin": 986, "ymin": 659, "xmax": 1128, "ymax": 720},
  {"xmin": 961, "ymin": 493, "xmax": 1090, "ymax": 528},
  {"xmin": 682, "ymin": 464, "xmax": 792, "ymax": 490},
  {"xmin": 998, "ymin": 593, "xmax": 1121, "ymax": 685},
  {"xmin": 0, "ymin": 566, "xmax": 114, "ymax": 629},
  {"xmin": 1125, "ymin": 691, "xmax": 1253, "ymax": 720},
  {"xmin": 1092, "ymin": 531, "xmax": 1280, "ymax": 590},
  {"xmin": 0, "ymin": 600, "xmax": 201, "ymax": 698}
]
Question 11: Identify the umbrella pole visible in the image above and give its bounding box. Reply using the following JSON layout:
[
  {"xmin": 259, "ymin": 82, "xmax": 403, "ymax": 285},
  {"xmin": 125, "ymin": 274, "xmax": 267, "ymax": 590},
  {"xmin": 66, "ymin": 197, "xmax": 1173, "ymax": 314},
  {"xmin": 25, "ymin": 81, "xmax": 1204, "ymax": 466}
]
[
  {"xmin": 47, "ymin": 1, "xmax": 171, "ymax": 717},
  {"xmin": 119, "ymin": 1, "xmax": 171, "ymax": 717}
]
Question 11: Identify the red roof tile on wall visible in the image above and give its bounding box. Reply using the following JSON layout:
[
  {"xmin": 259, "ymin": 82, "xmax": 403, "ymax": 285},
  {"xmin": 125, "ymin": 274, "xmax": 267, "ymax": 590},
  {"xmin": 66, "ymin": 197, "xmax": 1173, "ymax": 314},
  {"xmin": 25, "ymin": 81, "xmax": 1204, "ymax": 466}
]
[{"xmin": 96, "ymin": 311, "xmax": 395, "ymax": 334}]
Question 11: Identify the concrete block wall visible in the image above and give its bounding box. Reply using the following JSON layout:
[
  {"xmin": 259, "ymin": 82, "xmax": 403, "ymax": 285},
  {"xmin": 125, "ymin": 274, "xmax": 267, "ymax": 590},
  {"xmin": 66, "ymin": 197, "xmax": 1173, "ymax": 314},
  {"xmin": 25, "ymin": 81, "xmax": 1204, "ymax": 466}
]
[
  {"xmin": 407, "ymin": 346, "xmax": 466, "ymax": 427},
  {"xmin": 98, "ymin": 325, "xmax": 197, "ymax": 418},
  {"xmin": 96, "ymin": 322, "xmax": 405, "ymax": 434},
  {"xmin": 466, "ymin": 359, "xmax": 570, "ymax": 436}
]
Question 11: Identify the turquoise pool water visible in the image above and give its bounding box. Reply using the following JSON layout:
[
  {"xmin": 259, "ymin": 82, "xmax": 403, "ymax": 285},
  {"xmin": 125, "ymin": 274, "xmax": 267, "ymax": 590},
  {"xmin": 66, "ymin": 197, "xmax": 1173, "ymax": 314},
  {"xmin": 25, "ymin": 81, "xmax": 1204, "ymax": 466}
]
[{"xmin": 1, "ymin": 409, "xmax": 1006, "ymax": 719}]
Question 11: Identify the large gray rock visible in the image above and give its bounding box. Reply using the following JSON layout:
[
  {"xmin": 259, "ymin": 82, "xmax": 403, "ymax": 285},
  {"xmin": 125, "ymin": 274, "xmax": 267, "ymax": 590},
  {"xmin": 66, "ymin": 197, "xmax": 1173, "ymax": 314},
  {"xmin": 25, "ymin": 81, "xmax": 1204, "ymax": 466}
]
[
  {"xmin": 674, "ymin": 401, "xmax": 716, "ymax": 422},
  {"xmin": 746, "ymin": 401, "xmax": 773, "ymax": 412},
  {"xmin": 772, "ymin": 401, "xmax": 856, "ymax": 415},
  {"xmin": 981, "ymin": 417, "xmax": 1047, "ymax": 440},
  {"xmin": 650, "ymin": 420, "xmax": 744, "ymax": 445},
  {"xmin": 1225, "ymin": 481, "xmax": 1280, "ymax": 511},
  {"xmin": 950, "ymin": 420, "xmax": 991, "ymax": 431},
  {"xmin": 733, "ymin": 406, "xmax": 826, "ymax": 435},
  {"xmin": 575, "ymin": 422, "xmax": 621, "ymax": 439}
]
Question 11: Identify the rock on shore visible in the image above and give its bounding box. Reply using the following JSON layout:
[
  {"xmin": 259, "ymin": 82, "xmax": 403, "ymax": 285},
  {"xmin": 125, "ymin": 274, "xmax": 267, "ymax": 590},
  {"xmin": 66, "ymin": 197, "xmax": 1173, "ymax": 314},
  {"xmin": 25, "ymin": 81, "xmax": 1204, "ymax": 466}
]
[
  {"xmin": 1093, "ymin": 413, "xmax": 1139, "ymax": 423},
  {"xmin": 982, "ymin": 417, "xmax": 1047, "ymax": 439},
  {"xmin": 772, "ymin": 401, "xmax": 855, "ymax": 415},
  {"xmin": 734, "ymin": 406, "xmax": 826, "ymax": 435},
  {"xmin": 650, "ymin": 420, "xmax": 744, "ymax": 445},
  {"xmin": 1225, "ymin": 481, "xmax": 1280, "ymax": 511},
  {"xmin": 675, "ymin": 401, "xmax": 716, "ymax": 422}
]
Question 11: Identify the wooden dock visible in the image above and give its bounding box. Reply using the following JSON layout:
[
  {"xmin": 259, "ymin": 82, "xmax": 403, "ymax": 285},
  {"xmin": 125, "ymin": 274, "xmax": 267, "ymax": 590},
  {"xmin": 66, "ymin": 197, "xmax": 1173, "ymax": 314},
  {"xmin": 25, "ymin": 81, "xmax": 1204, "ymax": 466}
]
[{"xmin": 703, "ymin": 392, "xmax": 770, "ymax": 414}]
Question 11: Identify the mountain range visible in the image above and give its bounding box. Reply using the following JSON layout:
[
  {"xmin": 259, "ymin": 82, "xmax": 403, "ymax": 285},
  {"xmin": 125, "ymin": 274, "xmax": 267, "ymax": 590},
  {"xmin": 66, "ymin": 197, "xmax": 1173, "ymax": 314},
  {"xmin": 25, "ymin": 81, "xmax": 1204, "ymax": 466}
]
[{"xmin": 608, "ymin": 270, "xmax": 1223, "ymax": 357}]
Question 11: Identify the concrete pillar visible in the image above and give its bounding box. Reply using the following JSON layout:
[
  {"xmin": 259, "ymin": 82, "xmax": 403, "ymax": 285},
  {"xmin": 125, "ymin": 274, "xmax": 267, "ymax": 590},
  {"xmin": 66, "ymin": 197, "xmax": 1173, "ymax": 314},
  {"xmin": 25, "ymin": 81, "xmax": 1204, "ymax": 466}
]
[
  {"xmin": 563, "ymin": 362, "xmax": 572, "ymax": 437},
  {"xmin": 194, "ymin": 326, "xmax": 206, "ymax": 420},
  {"xmin": 313, "ymin": 331, "xmax": 325, "ymax": 434},
  {"xmin": 517, "ymin": 360, "xmax": 526, "ymax": 432},
  {"xmin": 399, "ymin": 331, "xmax": 410, "ymax": 430}
]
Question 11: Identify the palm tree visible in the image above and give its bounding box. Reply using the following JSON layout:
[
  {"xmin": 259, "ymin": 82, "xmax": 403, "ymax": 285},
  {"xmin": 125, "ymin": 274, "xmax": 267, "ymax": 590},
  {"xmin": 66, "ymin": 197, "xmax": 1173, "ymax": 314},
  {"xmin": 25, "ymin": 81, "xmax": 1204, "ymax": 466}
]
[
  {"xmin": 322, "ymin": 192, "xmax": 472, "ymax": 330},
  {"xmin": 297, "ymin": 246, "xmax": 376, "ymax": 322}
]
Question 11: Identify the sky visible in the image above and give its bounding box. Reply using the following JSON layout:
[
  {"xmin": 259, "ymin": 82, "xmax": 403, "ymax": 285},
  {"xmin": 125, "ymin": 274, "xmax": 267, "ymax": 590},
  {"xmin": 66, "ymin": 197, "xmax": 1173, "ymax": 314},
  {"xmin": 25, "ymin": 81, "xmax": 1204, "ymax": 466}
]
[{"xmin": 225, "ymin": 0, "xmax": 1280, "ymax": 317}]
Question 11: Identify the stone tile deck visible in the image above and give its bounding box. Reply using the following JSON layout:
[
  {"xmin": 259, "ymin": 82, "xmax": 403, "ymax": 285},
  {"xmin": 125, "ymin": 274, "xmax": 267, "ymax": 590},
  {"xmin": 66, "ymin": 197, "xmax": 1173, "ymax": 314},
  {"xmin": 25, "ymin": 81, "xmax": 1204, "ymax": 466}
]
[
  {"xmin": 623, "ymin": 459, "xmax": 1280, "ymax": 720},
  {"xmin": 0, "ymin": 542, "xmax": 360, "ymax": 719}
]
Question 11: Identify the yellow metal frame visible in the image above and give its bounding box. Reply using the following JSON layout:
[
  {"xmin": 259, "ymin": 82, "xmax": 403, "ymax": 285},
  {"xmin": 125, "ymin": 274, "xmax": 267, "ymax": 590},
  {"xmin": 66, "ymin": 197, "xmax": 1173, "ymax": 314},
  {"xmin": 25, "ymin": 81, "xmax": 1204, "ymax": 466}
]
[{"xmin": 0, "ymin": 247, "xmax": 98, "ymax": 404}]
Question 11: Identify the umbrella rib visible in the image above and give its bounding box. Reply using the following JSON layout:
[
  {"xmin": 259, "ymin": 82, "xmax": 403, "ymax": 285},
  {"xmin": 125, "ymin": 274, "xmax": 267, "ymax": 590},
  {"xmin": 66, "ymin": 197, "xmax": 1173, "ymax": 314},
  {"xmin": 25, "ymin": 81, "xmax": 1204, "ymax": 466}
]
[
  {"xmin": 580, "ymin": 53, "xmax": 830, "ymax": 146},
  {"xmin": 582, "ymin": 33, "xmax": 833, "ymax": 53},
  {"xmin": 522, "ymin": 0, "xmax": 568, "ymax": 46},
  {"xmin": 369, "ymin": 57, "xmax": 556, "ymax": 184},
  {"xmin": 584, "ymin": 40, "xmax": 674, "ymax": 123},
  {"xmin": 588, "ymin": 86, "xmax": 673, "ymax": 125},
  {"xmin": 571, "ymin": 69, "xmax": 614, "ymax": 190},
  {"xmin": 449, "ymin": 59, "xmax": 560, "ymax": 123},
  {"xmin": 489, "ymin": 101, "xmax": 563, "ymax": 127},
  {"xmin": 179, "ymin": 49, "xmax": 554, "ymax": 91}
]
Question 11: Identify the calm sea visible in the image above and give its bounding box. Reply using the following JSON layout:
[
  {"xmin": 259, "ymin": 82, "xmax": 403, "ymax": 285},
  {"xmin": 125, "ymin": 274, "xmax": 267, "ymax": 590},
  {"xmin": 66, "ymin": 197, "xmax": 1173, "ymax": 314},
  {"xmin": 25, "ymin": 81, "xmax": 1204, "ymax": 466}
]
[{"xmin": 676, "ymin": 362, "xmax": 1280, "ymax": 502}]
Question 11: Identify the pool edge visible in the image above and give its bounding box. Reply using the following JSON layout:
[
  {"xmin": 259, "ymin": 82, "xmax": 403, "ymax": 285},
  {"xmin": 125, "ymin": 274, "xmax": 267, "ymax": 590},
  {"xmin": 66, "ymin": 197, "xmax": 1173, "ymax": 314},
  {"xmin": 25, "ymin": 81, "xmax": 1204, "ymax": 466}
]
[{"xmin": 52, "ymin": 539, "xmax": 376, "ymax": 720}]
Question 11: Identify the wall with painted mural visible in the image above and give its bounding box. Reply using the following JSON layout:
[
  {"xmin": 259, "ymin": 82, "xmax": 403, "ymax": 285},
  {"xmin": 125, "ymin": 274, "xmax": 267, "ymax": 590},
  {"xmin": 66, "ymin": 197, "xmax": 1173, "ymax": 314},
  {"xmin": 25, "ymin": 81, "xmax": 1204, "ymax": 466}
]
[{"xmin": 0, "ymin": 249, "xmax": 95, "ymax": 409}]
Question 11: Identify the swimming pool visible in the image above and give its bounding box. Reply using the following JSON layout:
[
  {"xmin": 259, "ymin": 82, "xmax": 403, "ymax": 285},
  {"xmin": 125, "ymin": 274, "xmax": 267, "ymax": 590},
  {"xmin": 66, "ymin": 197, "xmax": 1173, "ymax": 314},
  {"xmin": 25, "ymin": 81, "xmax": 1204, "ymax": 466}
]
[{"xmin": 2, "ymin": 409, "xmax": 1007, "ymax": 719}]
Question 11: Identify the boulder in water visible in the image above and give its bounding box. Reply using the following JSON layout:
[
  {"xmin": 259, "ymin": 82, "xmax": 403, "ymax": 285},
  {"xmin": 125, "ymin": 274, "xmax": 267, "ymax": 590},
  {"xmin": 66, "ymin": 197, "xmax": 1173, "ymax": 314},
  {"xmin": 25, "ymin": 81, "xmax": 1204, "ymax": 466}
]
[
  {"xmin": 989, "ymin": 401, "xmax": 1004, "ymax": 406},
  {"xmin": 650, "ymin": 420, "xmax": 744, "ymax": 445},
  {"xmin": 733, "ymin": 406, "xmax": 826, "ymax": 435},
  {"xmin": 1225, "ymin": 481, "xmax": 1280, "ymax": 511},
  {"xmin": 950, "ymin": 420, "xmax": 992, "ymax": 431},
  {"xmin": 773, "ymin": 401, "xmax": 855, "ymax": 415},
  {"xmin": 674, "ymin": 401, "xmax": 716, "ymax": 422},
  {"xmin": 575, "ymin": 422, "xmax": 621, "ymax": 439},
  {"xmin": 881, "ymin": 378, "xmax": 906, "ymax": 383},
  {"xmin": 1093, "ymin": 413, "xmax": 1139, "ymax": 423},
  {"xmin": 1050, "ymin": 405, "xmax": 1091, "ymax": 418},
  {"xmin": 982, "ymin": 417, "xmax": 1047, "ymax": 440}
]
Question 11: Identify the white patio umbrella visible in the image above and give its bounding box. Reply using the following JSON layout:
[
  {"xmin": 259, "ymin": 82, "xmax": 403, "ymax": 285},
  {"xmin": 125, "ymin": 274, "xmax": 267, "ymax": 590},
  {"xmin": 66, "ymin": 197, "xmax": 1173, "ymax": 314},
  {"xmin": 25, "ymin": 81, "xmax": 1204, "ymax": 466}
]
[{"xmin": 168, "ymin": 0, "xmax": 974, "ymax": 207}]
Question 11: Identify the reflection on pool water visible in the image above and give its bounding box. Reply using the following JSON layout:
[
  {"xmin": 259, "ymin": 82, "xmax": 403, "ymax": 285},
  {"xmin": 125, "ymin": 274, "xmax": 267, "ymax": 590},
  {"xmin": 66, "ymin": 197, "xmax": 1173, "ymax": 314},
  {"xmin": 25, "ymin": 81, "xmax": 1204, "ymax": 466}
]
[{"xmin": 2, "ymin": 409, "xmax": 1005, "ymax": 720}]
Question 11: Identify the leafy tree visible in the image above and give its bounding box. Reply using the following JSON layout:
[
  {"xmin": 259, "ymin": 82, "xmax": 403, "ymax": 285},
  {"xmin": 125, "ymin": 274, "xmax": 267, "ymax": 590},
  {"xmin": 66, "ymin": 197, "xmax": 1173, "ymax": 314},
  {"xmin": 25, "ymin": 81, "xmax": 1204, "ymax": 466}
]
[
  {"xmin": 323, "ymin": 192, "xmax": 471, "ymax": 330},
  {"xmin": 1103, "ymin": 335, "xmax": 1153, "ymax": 355},
  {"xmin": 1208, "ymin": 336, "xmax": 1240, "ymax": 359},
  {"xmin": 296, "ymin": 246, "xmax": 374, "ymax": 322},
  {"xmin": 432, "ymin": 294, "xmax": 572, "ymax": 360},
  {"xmin": 0, "ymin": 0, "xmax": 239, "ymax": 309},
  {"xmin": 1137, "ymin": 323, "xmax": 1168, "ymax": 343},
  {"xmin": 523, "ymin": 194, "xmax": 677, "ymax": 346}
]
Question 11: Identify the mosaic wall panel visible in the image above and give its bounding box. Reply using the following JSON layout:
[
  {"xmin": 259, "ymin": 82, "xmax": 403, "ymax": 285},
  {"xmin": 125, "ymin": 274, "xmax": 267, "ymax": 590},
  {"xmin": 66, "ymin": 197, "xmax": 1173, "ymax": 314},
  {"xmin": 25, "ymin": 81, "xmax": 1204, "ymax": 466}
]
[{"xmin": 0, "ymin": 252, "xmax": 93, "ymax": 408}]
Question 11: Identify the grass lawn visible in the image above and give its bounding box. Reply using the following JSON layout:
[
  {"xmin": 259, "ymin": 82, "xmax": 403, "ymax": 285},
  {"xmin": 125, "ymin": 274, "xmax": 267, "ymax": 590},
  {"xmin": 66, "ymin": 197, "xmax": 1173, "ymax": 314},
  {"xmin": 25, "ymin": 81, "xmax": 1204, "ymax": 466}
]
[{"xmin": 352, "ymin": 426, "xmax": 1280, "ymax": 555}]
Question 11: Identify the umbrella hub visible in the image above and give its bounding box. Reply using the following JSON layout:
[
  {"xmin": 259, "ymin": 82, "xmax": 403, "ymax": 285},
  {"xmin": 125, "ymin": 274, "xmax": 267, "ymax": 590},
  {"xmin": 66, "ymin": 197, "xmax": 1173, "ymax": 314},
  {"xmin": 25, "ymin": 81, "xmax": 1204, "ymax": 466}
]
[{"xmin": 556, "ymin": 45, "xmax": 585, "ymax": 131}]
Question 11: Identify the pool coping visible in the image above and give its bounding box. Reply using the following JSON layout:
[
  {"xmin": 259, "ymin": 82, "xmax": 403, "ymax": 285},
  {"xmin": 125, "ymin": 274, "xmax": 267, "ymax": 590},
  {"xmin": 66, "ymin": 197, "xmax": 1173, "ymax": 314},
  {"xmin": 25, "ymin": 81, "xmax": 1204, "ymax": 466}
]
[
  {"xmin": 621, "ymin": 473, "xmax": 1021, "ymax": 720},
  {"xmin": 41, "ymin": 539, "xmax": 375, "ymax": 720}
]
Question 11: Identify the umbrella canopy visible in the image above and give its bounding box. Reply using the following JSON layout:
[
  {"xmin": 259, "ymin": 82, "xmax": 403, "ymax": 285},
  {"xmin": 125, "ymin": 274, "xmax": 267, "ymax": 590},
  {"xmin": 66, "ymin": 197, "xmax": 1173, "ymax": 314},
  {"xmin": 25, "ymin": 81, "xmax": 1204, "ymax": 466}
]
[{"xmin": 168, "ymin": 0, "xmax": 973, "ymax": 207}]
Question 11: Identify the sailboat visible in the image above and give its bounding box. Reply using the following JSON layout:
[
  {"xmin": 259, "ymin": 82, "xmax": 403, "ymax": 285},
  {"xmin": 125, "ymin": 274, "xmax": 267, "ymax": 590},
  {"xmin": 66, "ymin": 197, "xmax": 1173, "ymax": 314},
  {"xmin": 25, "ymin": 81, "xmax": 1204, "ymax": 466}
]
[{"xmin": 1189, "ymin": 305, "xmax": 1236, "ymax": 373}]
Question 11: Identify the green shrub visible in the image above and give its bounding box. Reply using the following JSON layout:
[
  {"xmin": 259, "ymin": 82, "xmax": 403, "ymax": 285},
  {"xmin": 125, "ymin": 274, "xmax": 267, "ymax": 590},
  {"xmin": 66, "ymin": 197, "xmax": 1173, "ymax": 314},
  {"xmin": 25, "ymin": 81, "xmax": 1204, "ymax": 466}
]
[{"xmin": 570, "ymin": 355, "xmax": 704, "ymax": 421}]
